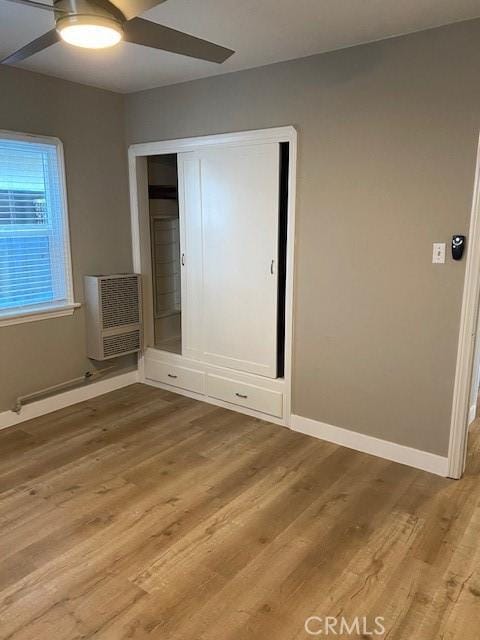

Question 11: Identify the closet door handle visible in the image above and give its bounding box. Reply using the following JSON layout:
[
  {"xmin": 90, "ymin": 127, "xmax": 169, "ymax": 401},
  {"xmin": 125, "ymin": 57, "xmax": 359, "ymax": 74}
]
[
  {"xmin": 270, "ymin": 259, "xmax": 275, "ymax": 275},
  {"xmin": 168, "ymin": 374, "xmax": 178, "ymax": 379},
  {"xmin": 235, "ymin": 392, "xmax": 248, "ymax": 399},
  {"xmin": 181, "ymin": 253, "xmax": 185, "ymax": 266}
]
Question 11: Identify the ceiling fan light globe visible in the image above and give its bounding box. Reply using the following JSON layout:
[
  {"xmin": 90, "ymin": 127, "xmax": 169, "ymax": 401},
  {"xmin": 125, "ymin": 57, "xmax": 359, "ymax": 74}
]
[{"xmin": 57, "ymin": 15, "xmax": 123, "ymax": 49}]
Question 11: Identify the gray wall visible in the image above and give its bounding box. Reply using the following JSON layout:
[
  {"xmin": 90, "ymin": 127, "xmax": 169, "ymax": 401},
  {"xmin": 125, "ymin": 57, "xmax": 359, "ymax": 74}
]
[
  {"xmin": 125, "ymin": 19, "xmax": 480, "ymax": 456},
  {"xmin": 0, "ymin": 66, "xmax": 134, "ymax": 412}
]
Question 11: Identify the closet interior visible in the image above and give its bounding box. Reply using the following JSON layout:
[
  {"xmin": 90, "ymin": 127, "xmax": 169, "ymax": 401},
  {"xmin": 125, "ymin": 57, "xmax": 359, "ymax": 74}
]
[{"xmin": 147, "ymin": 154, "xmax": 181, "ymax": 354}]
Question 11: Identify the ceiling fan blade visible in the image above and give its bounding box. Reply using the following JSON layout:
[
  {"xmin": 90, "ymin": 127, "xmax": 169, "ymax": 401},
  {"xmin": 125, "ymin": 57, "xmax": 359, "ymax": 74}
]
[
  {"xmin": 1, "ymin": 29, "xmax": 60, "ymax": 64},
  {"xmin": 1, "ymin": 0, "xmax": 67, "ymax": 12},
  {"xmin": 123, "ymin": 18, "xmax": 234, "ymax": 63},
  {"xmin": 108, "ymin": 0, "xmax": 167, "ymax": 21}
]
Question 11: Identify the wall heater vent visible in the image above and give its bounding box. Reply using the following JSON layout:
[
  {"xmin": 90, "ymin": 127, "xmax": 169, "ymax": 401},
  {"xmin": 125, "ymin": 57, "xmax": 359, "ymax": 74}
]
[
  {"xmin": 103, "ymin": 329, "xmax": 141, "ymax": 358},
  {"xmin": 85, "ymin": 274, "xmax": 143, "ymax": 361}
]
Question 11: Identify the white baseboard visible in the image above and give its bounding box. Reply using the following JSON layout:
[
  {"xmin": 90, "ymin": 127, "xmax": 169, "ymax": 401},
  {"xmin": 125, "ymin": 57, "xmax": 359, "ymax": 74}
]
[
  {"xmin": 468, "ymin": 403, "xmax": 477, "ymax": 426},
  {"xmin": 290, "ymin": 414, "xmax": 449, "ymax": 477},
  {"xmin": 0, "ymin": 370, "xmax": 139, "ymax": 431}
]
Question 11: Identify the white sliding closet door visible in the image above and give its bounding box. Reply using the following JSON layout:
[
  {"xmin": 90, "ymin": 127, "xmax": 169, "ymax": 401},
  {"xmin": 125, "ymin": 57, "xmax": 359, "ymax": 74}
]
[
  {"xmin": 179, "ymin": 142, "xmax": 280, "ymax": 378},
  {"xmin": 178, "ymin": 153, "xmax": 204, "ymax": 361},
  {"xmin": 200, "ymin": 143, "xmax": 280, "ymax": 377}
]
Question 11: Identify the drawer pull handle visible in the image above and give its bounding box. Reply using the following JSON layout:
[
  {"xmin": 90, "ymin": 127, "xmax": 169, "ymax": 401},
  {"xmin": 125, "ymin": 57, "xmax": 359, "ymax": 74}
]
[
  {"xmin": 235, "ymin": 392, "xmax": 248, "ymax": 399},
  {"xmin": 168, "ymin": 374, "xmax": 178, "ymax": 379}
]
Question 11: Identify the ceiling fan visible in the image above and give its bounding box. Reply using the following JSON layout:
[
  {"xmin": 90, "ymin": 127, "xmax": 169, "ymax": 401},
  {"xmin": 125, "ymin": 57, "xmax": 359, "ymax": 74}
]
[{"xmin": 0, "ymin": 0, "xmax": 234, "ymax": 64}]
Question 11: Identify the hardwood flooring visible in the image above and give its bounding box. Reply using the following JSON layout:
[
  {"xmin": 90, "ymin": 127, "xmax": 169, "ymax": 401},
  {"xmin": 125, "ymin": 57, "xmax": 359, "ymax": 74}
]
[{"xmin": 1, "ymin": 383, "xmax": 479, "ymax": 639}]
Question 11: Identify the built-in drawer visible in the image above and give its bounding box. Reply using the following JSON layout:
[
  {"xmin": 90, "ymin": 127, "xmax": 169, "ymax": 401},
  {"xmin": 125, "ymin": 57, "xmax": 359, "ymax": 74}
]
[
  {"xmin": 145, "ymin": 359, "xmax": 205, "ymax": 395},
  {"xmin": 206, "ymin": 374, "xmax": 283, "ymax": 418}
]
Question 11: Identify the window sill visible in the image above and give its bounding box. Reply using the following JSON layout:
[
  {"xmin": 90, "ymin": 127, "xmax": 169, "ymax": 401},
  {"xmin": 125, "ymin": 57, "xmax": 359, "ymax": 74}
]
[{"xmin": 0, "ymin": 302, "xmax": 81, "ymax": 327}]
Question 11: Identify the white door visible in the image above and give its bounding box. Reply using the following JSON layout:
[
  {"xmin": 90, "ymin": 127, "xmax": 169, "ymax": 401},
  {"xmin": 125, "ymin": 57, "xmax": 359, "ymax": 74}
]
[
  {"xmin": 179, "ymin": 143, "xmax": 280, "ymax": 378},
  {"xmin": 178, "ymin": 153, "xmax": 204, "ymax": 361}
]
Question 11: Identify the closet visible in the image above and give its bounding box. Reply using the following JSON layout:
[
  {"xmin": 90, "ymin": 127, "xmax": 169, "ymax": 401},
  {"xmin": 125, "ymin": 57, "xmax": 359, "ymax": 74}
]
[{"xmin": 133, "ymin": 131, "xmax": 295, "ymax": 424}]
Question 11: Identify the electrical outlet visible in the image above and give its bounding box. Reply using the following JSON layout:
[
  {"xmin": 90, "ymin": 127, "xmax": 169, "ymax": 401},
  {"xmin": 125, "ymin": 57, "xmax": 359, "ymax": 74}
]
[{"xmin": 432, "ymin": 242, "xmax": 446, "ymax": 264}]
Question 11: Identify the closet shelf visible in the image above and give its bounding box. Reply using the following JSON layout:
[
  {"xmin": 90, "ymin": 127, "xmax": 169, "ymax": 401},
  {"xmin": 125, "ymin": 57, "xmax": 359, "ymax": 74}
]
[
  {"xmin": 156, "ymin": 307, "xmax": 181, "ymax": 319},
  {"xmin": 149, "ymin": 185, "xmax": 178, "ymax": 200},
  {"xmin": 150, "ymin": 213, "xmax": 178, "ymax": 221}
]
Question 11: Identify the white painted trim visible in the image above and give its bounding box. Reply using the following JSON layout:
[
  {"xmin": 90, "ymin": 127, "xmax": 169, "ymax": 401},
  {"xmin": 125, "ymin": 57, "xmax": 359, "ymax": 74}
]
[
  {"xmin": 0, "ymin": 302, "xmax": 81, "ymax": 327},
  {"xmin": 283, "ymin": 131, "xmax": 297, "ymax": 422},
  {"xmin": 291, "ymin": 414, "xmax": 449, "ymax": 477},
  {"xmin": 128, "ymin": 126, "xmax": 297, "ymax": 423},
  {"xmin": 0, "ymin": 371, "xmax": 138, "ymax": 431},
  {"xmin": 129, "ymin": 126, "xmax": 297, "ymax": 157},
  {"xmin": 56, "ymin": 132, "xmax": 76, "ymax": 309},
  {"xmin": 128, "ymin": 150, "xmax": 142, "ymax": 275},
  {"xmin": 448, "ymin": 133, "xmax": 480, "ymax": 479},
  {"xmin": 468, "ymin": 403, "xmax": 477, "ymax": 426}
]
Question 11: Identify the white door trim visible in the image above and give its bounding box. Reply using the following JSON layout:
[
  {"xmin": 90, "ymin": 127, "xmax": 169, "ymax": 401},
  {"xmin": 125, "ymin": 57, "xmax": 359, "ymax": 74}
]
[
  {"xmin": 128, "ymin": 126, "xmax": 297, "ymax": 421},
  {"xmin": 128, "ymin": 126, "xmax": 297, "ymax": 156},
  {"xmin": 448, "ymin": 133, "xmax": 480, "ymax": 478}
]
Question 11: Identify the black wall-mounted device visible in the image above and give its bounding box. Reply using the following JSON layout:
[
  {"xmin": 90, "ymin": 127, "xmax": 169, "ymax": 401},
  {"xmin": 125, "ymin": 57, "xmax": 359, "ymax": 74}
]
[{"xmin": 452, "ymin": 235, "xmax": 466, "ymax": 260}]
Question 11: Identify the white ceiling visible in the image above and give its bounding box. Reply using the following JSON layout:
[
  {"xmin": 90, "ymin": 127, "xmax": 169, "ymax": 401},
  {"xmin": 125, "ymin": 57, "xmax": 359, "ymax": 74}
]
[{"xmin": 1, "ymin": 0, "xmax": 480, "ymax": 93}]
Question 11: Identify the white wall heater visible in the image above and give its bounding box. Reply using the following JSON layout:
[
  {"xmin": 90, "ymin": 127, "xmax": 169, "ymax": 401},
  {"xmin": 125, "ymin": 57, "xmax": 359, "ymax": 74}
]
[{"xmin": 84, "ymin": 274, "xmax": 143, "ymax": 360}]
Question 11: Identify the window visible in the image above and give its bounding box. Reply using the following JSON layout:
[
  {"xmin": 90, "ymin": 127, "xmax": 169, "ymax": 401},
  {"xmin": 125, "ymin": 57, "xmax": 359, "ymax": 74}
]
[{"xmin": 0, "ymin": 132, "xmax": 75, "ymax": 324}]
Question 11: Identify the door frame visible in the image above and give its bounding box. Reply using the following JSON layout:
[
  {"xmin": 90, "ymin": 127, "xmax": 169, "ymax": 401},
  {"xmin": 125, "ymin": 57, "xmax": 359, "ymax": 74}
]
[
  {"xmin": 128, "ymin": 126, "xmax": 298, "ymax": 421},
  {"xmin": 448, "ymin": 133, "xmax": 480, "ymax": 478}
]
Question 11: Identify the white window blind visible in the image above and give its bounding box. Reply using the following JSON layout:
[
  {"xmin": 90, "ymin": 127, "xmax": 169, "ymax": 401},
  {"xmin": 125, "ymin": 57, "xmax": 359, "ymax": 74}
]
[{"xmin": 0, "ymin": 134, "xmax": 73, "ymax": 318}]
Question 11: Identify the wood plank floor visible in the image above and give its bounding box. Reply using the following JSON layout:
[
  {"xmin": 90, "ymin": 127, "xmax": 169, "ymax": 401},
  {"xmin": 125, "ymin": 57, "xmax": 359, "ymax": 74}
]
[{"xmin": 1, "ymin": 383, "xmax": 479, "ymax": 639}]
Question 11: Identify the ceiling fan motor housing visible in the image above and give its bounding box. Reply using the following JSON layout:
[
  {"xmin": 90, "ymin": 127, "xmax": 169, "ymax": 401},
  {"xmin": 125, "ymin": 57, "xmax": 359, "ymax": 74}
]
[{"xmin": 54, "ymin": 0, "xmax": 126, "ymax": 30}]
